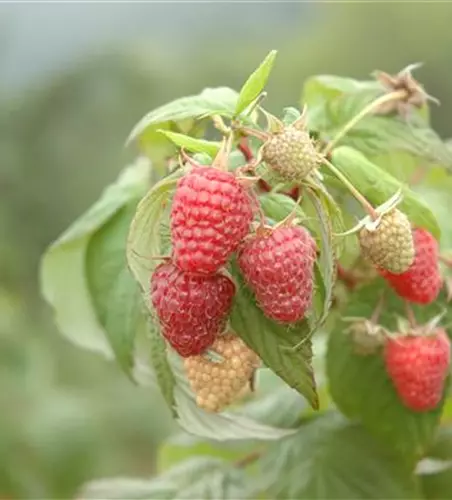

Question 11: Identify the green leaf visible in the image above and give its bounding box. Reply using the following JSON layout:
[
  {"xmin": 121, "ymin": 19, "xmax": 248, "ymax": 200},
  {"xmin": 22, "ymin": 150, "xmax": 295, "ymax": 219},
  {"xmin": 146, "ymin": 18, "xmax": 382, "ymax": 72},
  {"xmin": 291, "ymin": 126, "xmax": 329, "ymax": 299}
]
[
  {"xmin": 331, "ymin": 146, "xmax": 441, "ymax": 239},
  {"xmin": 282, "ymin": 106, "xmax": 301, "ymax": 126},
  {"xmin": 128, "ymin": 87, "xmax": 241, "ymax": 145},
  {"xmin": 229, "ymin": 261, "xmax": 318, "ymax": 410},
  {"xmin": 157, "ymin": 433, "xmax": 248, "ymax": 473},
  {"xmin": 86, "ymin": 204, "xmax": 146, "ymax": 377},
  {"xmin": 305, "ymin": 188, "xmax": 337, "ymax": 330},
  {"xmin": 303, "ymin": 75, "xmax": 382, "ymax": 107},
  {"xmin": 240, "ymin": 369, "xmax": 309, "ymax": 428},
  {"xmin": 170, "ymin": 350, "xmax": 297, "ymax": 441},
  {"xmin": 126, "ymin": 170, "xmax": 181, "ymax": 292},
  {"xmin": 40, "ymin": 159, "xmax": 150, "ymax": 357},
  {"xmin": 235, "ymin": 50, "xmax": 277, "ymax": 115},
  {"xmin": 259, "ymin": 192, "xmax": 304, "ymax": 222},
  {"xmin": 159, "ymin": 130, "xmax": 221, "ymax": 157},
  {"xmin": 302, "ymin": 74, "xmax": 452, "ymax": 169},
  {"xmin": 326, "ymin": 279, "xmax": 451, "ymax": 462},
  {"xmin": 148, "ymin": 321, "xmax": 177, "ymax": 417},
  {"xmin": 80, "ymin": 457, "xmax": 250, "ymax": 500},
  {"xmin": 258, "ymin": 412, "xmax": 421, "ymax": 499}
]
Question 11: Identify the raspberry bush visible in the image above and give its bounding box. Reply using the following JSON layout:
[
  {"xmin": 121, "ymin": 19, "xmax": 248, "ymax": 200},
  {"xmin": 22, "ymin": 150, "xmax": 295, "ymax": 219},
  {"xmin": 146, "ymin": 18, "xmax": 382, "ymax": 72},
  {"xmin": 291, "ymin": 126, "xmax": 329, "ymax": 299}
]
[{"xmin": 41, "ymin": 51, "xmax": 452, "ymax": 498}]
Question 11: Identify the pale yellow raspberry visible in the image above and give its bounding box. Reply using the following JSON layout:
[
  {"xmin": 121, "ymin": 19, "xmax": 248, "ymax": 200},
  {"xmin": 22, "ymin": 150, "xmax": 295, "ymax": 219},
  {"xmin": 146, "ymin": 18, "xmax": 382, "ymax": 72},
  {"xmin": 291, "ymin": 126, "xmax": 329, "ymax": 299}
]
[
  {"xmin": 184, "ymin": 332, "xmax": 260, "ymax": 413},
  {"xmin": 359, "ymin": 209, "xmax": 414, "ymax": 274}
]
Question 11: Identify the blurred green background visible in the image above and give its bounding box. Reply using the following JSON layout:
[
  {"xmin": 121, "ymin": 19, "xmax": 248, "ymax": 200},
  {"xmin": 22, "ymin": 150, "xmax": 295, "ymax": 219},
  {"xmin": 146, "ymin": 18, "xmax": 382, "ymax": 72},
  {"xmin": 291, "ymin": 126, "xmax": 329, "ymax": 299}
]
[{"xmin": 2, "ymin": 3, "xmax": 452, "ymax": 498}]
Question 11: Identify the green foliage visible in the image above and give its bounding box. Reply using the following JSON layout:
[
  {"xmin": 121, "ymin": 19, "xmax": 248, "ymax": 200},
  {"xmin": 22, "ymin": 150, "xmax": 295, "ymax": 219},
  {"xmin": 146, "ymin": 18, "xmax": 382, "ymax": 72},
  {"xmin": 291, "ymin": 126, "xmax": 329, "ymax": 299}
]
[
  {"xmin": 235, "ymin": 50, "xmax": 277, "ymax": 115},
  {"xmin": 327, "ymin": 280, "xmax": 451, "ymax": 463},
  {"xmin": 331, "ymin": 146, "xmax": 441, "ymax": 239},
  {"xmin": 39, "ymin": 52, "xmax": 452, "ymax": 499}
]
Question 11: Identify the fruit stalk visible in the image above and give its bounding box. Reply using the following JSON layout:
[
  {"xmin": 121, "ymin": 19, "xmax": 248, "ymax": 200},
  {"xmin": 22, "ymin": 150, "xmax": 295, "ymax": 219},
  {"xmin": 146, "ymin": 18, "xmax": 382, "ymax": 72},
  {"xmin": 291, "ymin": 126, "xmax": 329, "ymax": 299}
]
[
  {"xmin": 323, "ymin": 89, "xmax": 408, "ymax": 155},
  {"xmin": 323, "ymin": 159, "xmax": 378, "ymax": 219}
]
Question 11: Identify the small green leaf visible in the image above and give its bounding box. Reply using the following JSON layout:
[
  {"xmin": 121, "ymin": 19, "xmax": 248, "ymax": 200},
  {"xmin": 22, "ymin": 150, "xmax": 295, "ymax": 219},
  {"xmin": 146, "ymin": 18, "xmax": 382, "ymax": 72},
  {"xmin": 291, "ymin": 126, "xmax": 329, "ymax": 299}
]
[
  {"xmin": 259, "ymin": 192, "xmax": 304, "ymax": 222},
  {"xmin": 86, "ymin": 204, "xmax": 146, "ymax": 377},
  {"xmin": 326, "ymin": 279, "xmax": 451, "ymax": 463},
  {"xmin": 282, "ymin": 106, "xmax": 301, "ymax": 126},
  {"xmin": 128, "ymin": 87, "xmax": 240, "ymax": 145},
  {"xmin": 331, "ymin": 146, "xmax": 441, "ymax": 239},
  {"xmin": 159, "ymin": 130, "xmax": 221, "ymax": 157},
  {"xmin": 258, "ymin": 412, "xmax": 421, "ymax": 499},
  {"xmin": 40, "ymin": 159, "xmax": 150, "ymax": 357},
  {"xmin": 229, "ymin": 261, "xmax": 318, "ymax": 410},
  {"xmin": 235, "ymin": 50, "xmax": 277, "ymax": 115},
  {"xmin": 127, "ymin": 170, "xmax": 181, "ymax": 292},
  {"xmin": 148, "ymin": 321, "xmax": 177, "ymax": 417}
]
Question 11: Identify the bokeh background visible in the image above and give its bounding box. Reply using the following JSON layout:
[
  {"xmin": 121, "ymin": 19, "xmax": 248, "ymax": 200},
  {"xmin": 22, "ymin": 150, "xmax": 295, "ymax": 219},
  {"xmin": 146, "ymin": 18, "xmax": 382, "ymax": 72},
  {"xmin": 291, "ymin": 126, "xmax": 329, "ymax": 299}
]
[{"xmin": 2, "ymin": 2, "xmax": 452, "ymax": 498}]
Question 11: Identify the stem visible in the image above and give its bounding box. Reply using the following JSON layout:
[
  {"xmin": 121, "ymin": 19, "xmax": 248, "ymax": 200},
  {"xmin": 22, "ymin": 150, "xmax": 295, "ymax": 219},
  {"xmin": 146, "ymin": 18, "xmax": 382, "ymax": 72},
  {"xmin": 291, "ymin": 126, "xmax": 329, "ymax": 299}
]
[
  {"xmin": 322, "ymin": 89, "xmax": 408, "ymax": 156},
  {"xmin": 405, "ymin": 301, "xmax": 417, "ymax": 329},
  {"xmin": 323, "ymin": 158, "xmax": 378, "ymax": 219},
  {"xmin": 439, "ymin": 255, "xmax": 452, "ymax": 267},
  {"xmin": 337, "ymin": 264, "xmax": 358, "ymax": 290},
  {"xmin": 237, "ymin": 137, "xmax": 254, "ymax": 162},
  {"xmin": 371, "ymin": 292, "xmax": 385, "ymax": 323},
  {"xmin": 239, "ymin": 126, "xmax": 269, "ymax": 142}
]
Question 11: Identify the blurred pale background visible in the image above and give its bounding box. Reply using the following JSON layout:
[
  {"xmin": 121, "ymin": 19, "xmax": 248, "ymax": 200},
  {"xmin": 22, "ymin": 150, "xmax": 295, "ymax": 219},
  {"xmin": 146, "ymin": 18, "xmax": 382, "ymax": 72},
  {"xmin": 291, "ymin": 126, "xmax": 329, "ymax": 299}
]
[{"xmin": 1, "ymin": 2, "xmax": 452, "ymax": 498}]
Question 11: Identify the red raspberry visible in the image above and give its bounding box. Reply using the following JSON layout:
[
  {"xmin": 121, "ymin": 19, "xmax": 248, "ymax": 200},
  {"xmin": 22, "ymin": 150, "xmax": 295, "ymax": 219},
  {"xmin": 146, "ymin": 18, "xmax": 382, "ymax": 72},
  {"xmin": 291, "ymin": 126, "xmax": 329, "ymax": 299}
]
[
  {"xmin": 379, "ymin": 228, "xmax": 441, "ymax": 304},
  {"xmin": 171, "ymin": 167, "xmax": 253, "ymax": 275},
  {"xmin": 238, "ymin": 225, "xmax": 316, "ymax": 323},
  {"xmin": 384, "ymin": 328, "xmax": 450, "ymax": 412},
  {"xmin": 150, "ymin": 261, "xmax": 235, "ymax": 357}
]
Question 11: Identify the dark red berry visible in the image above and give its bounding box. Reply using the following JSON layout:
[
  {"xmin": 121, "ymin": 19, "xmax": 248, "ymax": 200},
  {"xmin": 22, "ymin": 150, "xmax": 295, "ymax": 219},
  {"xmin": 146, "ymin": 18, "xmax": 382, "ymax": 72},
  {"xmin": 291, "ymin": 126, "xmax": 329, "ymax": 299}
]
[
  {"xmin": 379, "ymin": 228, "xmax": 441, "ymax": 304},
  {"xmin": 238, "ymin": 226, "xmax": 316, "ymax": 323},
  {"xmin": 150, "ymin": 261, "xmax": 235, "ymax": 357},
  {"xmin": 171, "ymin": 167, "xmax": 253, "ymax": 275}
]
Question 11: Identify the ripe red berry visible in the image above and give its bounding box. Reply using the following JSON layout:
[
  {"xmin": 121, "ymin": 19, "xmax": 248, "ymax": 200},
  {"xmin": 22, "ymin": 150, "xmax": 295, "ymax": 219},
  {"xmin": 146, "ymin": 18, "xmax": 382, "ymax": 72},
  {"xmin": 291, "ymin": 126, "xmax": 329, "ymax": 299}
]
[
  {"xmin": 238, "ymin": 225, "xmax": 316, "ymax": 323},
  {"xmin": 171, "ymin": 167, "xmax": 253, "ymax": 275},
  {"xmin": 384, "ymin": 328, "xmax": 450, "ymax": 412},
  {"xmin": 150, "ymin": 261, "xmax": 235, "ymax": 357},
  {"xmin": 379, "ymin": 228, "xmax": 441, "ymax": 304}
]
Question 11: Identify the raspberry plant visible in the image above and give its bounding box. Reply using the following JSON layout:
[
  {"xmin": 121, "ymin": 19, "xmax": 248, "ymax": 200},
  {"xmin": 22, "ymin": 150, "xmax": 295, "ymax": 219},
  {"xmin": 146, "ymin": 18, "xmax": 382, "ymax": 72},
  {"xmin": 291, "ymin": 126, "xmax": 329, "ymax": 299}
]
[{"xmin": 41, "ymin": 51, "xmax": 452, "ymax": 498}]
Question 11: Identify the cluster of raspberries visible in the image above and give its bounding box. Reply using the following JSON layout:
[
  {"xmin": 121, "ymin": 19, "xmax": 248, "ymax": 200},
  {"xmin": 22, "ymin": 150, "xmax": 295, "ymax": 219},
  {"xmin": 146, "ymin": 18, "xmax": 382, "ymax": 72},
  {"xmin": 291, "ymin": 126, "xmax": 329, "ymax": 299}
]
[
  {"xmin": 356, "ymin": 208, "xmax": 449, "ymax": 412},
  {"xmin": 359, "ymin": 209, "xmax": 442, "ymax": 305},
  {"xmin": 150, "ymin": 162, "xmax": 317, "ymax": 410},
  {"xmin": 151, "ymin": 165, "xmax": 317, "ymax": 358}
]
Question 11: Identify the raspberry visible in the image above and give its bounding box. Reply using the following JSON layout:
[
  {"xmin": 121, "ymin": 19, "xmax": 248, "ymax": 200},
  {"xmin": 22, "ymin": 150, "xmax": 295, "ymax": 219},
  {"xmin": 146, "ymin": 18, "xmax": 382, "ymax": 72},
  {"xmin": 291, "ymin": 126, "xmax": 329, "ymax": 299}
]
[
  {"xmin": 150, "ymin": 262, "xmax": 235, "ymax": 357},
  {"xmin": 359, "ymin": 209, "xmax": 414, "ymax": 274},
  {"xmin": 184, "ymin": 332, "xmax": 260, "ymax": 412},
  {"xmin": 384, "ymin": 328, "xmax": 450, "ymax": 411},
  {"xmin": 170, "ymin": 167, "xmax": 253, "ymax": 275},
  {"xmin": 379, "ymin": 228, "xmax": 441, "ymax": 304},
  {"xmin": 262, "ymin": 126, "xmax": 321, "ymax": 182},
  {"xmin": 238, "ymin": 225, "xmax": 317, "ymax": 323}
]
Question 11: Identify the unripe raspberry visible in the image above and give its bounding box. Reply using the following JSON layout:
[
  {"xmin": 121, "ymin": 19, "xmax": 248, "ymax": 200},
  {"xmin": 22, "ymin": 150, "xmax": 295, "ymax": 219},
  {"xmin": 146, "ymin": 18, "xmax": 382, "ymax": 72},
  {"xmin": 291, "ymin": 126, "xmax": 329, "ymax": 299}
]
[
  {"xmin": 345, "ymin": 318, "xmax": 387, "ymax": 355},
  {"xmin": 384, "ymin": 328, "xmax": 450, "ymax": 411},
  {"xmin": 171, "ymin": 167, "xmax": 253, "ymax": 275},
  {"xmin": 359, "ymin": 209, "xmax": 414, "ymax": 274},
  {"xmin": 184, "ymin": 332, "xmax": 260, "ymax": 412},
  {"xmin": 238, "ymin": 225, "xmax": 317, "ymax": 323},
  {"xmin": 380, "ymin": 228, "xmax": 441, "ymax": 304},
  {"xmin": 262, "ymin": 127, "xmax": 321, "ymax": 182},
  {"xmin": 150, "ymin": 262, "xmax": 235, "ymax": 357}
]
